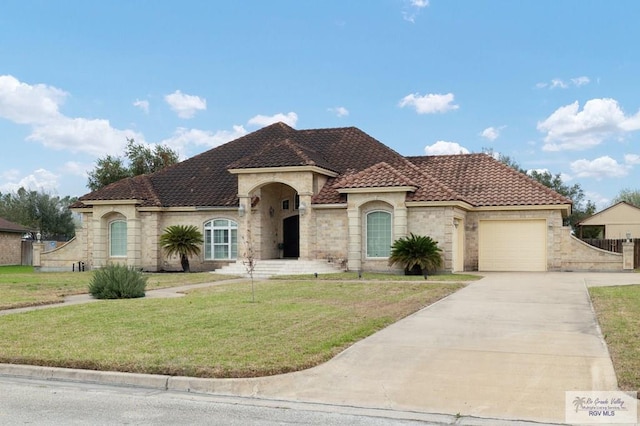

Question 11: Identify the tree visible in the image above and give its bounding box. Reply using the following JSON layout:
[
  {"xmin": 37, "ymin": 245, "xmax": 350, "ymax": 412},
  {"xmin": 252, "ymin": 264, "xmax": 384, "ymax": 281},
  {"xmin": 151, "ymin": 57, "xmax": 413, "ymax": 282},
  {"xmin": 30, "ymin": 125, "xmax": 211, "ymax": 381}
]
[
  {"xmin": 612, "ymin": 188, "xmax": 640, "ymax": 207},
  {"xmin": 388, "ymin": 233, "xmax": 443, "ymax": 277},
  {"xmin": 87, "ymin": 155, "xmax": 129, "ymax": 192},
  {"xmin": 87, "ymin": 138, "xmax": 179, "ymax": 191},
  {"xmin": 0, "ymin": 188, "xmax": 76, "ymax": 240},
  {"xmin": 159, "ymin": 225, "xmax": 204, "ymax": 272},
  {"xmin": 527, "ymin": 170, "xmax": 595, "ymax": 228}
]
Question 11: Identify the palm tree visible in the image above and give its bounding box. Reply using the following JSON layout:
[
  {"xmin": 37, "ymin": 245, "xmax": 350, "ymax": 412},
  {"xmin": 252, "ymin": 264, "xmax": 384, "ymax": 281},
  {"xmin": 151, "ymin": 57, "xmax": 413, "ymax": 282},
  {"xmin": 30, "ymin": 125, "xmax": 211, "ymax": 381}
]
[
  {"xmin": 160, "ymin": 225, "xmax": 204, "ymax": 272},
  {"xmin": 388, "ymin": 233, "xmax": 443, "ymax": 276}
]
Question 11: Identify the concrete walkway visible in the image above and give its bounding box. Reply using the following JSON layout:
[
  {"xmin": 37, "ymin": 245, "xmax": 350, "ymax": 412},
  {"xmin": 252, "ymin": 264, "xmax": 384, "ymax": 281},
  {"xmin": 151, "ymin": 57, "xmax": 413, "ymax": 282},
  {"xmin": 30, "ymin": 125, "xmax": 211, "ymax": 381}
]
[{"xmin": 1, "ymin": 272, "xmax": 639, "ymax": 424}]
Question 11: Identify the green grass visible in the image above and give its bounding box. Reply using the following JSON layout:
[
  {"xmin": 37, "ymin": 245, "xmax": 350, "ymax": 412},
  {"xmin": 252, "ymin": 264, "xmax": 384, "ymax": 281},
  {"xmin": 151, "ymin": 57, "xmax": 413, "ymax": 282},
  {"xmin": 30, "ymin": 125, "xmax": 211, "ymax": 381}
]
[
  {"xmin": 271, "ymin": 271, "xmax": 482, "ymax": 281},
  {"xmin": 0, "ymin": 266, "xmax": 238, "ymax": 310},
  {"xmin": 589, "ymin": 285, "xmax": 640, "ymax": 392},
  {"xmin": 0, "ymin": 280, "xmax": 463, "ymax": 378}
]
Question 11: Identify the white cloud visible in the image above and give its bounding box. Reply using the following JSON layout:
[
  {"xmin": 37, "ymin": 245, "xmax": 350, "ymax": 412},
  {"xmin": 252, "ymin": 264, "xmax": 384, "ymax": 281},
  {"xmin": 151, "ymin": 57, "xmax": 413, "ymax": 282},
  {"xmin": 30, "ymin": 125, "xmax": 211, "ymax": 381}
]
[
  {"xmin": 0, "ymin": 168, "xmax": 59, "ymax": 193},
  {"xmin": 480, "ymin": 126, "xmax": 506, "ymax": 141},
  {"xmin": 248, "ymin": 112, "xmax": 298, "ymax": 128},
  {"xmin": 424, "ymin": 141, "xmax": 470, "ymax": 155},
  {"xmin": 161, "ymin": 125, "xmax": 248, "ymax": 152},
  {"xmin": 399, "ymin": 92, "xmax": 459, "ymax": 114},
  {"xmin": 63, "ymin": 161, "xmax": 92, "ymax": 177},
  {"xmin": 133, "ymin": 99, "xmax": 149, "ymax": 114},
  {"xmin": 571, "ymin": 76, "xmax": 590, "ymax": 86},
  {"xmin": 585, "ymin": 191, "xmax": 611, "ymax": 210},
  {"xmin": 570, "ymin": 156, "xmax": 629, "ymax": 179},
  {"xmin": 403, "ymin": 0, "xmax": 429, "ymax": 22},
  {"xmin": 0, "ymin": 74, "xmax": 66, "ymax": 124},
  {"xmin": 328, "ymin": 106, "xmax": 349, "ymax": 117},
  {"xmin": 625, "ymin": 154, "xmax": 640, "ymax": 165},
  {"xmin": 27, "ymin": 117, "xmax": 140, "ymax": 157},
  {"xmin": 0, "ymin": 75, "xmax": 143, "ymax": 159},
  {"xmin": 538, "ymin": 98, "xmax": 640, "ymax": 151},
  {"xmin": 164, "ymin": 90, "xmax": 207, "ymax": 119},
  {"xmin": 536, "ymin": 76, "xmax": 590, "ymax": 90}
]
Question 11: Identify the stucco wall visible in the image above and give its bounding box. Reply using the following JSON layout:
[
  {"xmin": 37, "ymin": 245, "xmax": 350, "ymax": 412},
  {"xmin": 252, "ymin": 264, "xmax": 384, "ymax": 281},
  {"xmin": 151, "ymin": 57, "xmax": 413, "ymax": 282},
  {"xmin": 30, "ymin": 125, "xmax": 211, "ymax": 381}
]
[{"xmin": 0, "ymin": 232, "xmax": 22, "ymax": 266}]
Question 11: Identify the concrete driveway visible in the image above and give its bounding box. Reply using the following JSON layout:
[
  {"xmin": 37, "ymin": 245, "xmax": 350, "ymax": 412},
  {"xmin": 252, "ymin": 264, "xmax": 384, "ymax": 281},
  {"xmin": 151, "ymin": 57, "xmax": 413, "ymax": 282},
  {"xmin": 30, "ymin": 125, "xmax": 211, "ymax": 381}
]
[
  {"xmin": 170, "ymin": 272, "xmax": 639, "ymax": 424},
  {"xmin": 2, "ymin": 272, "xmax": 638, "ymax": 424}
]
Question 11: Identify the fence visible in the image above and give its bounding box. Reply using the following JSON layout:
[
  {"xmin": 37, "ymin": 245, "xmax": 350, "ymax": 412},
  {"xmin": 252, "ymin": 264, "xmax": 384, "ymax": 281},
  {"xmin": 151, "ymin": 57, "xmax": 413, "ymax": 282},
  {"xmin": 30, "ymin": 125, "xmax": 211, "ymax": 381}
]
[{"xmin": 580, "ymin": 238, "xmax": 640, "ymax": 269}]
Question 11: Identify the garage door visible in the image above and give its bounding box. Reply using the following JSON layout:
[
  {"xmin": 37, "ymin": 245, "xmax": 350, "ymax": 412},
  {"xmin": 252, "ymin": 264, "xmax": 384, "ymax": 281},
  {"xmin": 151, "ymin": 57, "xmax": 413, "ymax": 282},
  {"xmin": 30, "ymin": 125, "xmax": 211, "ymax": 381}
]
[{"xmin": 478, "ymin": 220, "xmax": 547, "ymax": 271}]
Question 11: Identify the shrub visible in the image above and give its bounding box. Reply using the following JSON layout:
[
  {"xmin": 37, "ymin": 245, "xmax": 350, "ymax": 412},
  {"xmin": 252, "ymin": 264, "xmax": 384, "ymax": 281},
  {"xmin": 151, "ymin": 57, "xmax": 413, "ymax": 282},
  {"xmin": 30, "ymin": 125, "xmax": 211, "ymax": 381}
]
[
  {"xmin": 388, "ymin": 233, "xmax": 443, "ymax": 276},
  {"xmin": 88, "ymin": 264, "xmax": 147, "ymax": 299}
]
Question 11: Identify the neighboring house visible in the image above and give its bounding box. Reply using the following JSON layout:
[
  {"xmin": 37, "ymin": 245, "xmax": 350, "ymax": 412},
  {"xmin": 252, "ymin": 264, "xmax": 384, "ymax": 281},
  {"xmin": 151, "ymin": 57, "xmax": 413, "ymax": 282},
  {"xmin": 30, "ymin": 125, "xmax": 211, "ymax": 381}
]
[
  {"xmin": 576, "ymin": 201, "xmax": 640, "ymax": 240},
  {"xmin": 38, "ymin": 122, "xmax": 627, "ymax": 272},
  {"xmin": 0, "ymin": 217, "xmax": 30, "ymax": 266}
]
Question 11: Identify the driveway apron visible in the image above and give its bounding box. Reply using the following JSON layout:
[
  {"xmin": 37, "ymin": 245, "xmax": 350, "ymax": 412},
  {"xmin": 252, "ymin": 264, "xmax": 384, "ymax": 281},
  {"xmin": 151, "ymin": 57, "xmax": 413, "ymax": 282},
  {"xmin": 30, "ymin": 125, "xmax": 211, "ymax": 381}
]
[{"xmin": 176, "ymin": 272, "xmax": 637, "ymax": 424}]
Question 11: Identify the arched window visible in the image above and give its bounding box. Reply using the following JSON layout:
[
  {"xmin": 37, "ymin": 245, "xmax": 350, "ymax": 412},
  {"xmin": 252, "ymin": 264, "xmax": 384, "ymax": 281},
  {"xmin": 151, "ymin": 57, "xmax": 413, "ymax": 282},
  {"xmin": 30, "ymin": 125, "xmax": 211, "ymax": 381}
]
[
  {"xmin": 204, "ymin": 219, "xmax": 238, "ymax": 260},
  {"xmin": 366, "ymin": 211, "xmax": 392, "ymax": 258},
  {"xmin": 109, "ymin": 220, "xmax": 127, "ymax": 257}
]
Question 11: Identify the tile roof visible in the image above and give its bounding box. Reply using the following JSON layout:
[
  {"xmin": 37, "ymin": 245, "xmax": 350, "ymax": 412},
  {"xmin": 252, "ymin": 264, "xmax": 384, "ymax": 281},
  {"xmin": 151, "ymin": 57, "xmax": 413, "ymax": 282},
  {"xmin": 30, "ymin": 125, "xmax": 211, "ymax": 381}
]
[
  {"xmin": 0, "ymin": 217, "xmax": 30, "ymax": 233},
  {"xmin": 407, "ymin": 154, "xmax": 573, "ymax": 206},
  {"xmin": 72, "ymin": 123, "xmax": 572, "ymax": 210},
  {"xmin": 333, "ymin": 162, "xmax": 420, "ymax": 189}
]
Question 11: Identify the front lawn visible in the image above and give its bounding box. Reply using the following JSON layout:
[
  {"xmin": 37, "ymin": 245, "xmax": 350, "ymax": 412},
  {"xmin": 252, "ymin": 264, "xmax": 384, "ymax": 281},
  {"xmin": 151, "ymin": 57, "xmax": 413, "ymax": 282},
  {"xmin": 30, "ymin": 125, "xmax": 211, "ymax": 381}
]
[
  {"xmin": 0, "ymin": 280, "xmax": 464, "ymax": 378},
  {"xmin": 589, "ymin": 285, "xmax": 640, "ymax": 392},
  {"xmin": 0, "ymin": 266, "xmax": 237, "ymax": 310}
]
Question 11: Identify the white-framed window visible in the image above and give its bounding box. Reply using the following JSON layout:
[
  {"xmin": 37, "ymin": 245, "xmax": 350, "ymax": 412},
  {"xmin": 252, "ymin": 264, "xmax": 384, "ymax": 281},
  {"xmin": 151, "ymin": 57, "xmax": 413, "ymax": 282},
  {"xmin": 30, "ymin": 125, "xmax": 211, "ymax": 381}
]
[
  {"xmin": 366, "ymin": 211, "xmax": 392, "ymax": 258},
  {"xmin": 109, "ymin": 220, "xmax": 127, "ymax": 257},
  {"xmin": 204, "ymin": 219, "xmax": 238, "ymax": 260}
]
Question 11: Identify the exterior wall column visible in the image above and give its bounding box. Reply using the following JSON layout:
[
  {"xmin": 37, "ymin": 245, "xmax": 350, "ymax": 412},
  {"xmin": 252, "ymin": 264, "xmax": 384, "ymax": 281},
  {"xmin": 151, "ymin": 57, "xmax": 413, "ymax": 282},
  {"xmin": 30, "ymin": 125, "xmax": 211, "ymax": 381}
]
[
  {"xmin": 298, "ymin": 193, "xmax": 312, "ymax": 260},
  {"xmin": 238, "ymin": 195, "xmax": 252, "ymax": 262},
  {"xmin": 127, "ymin": 217, "xmax": 142, "ymax": 268},
  {"xmin": 623, "ymin": 241, "xmax": 634, "ymax": 270},
  {"xmin": 347, "ymin": 203, "xmax": 361, "ymax": 271},
  {"xmin": 394, "ymin": 205, "xmax": 408, "ymax": 240},
  {"xmin": 92, "ymin": 217, "xmax": 106, "ymax": 268},
  {"xmin": 32, "ymin": 242, "xmax": 44, "ymax": 269}
]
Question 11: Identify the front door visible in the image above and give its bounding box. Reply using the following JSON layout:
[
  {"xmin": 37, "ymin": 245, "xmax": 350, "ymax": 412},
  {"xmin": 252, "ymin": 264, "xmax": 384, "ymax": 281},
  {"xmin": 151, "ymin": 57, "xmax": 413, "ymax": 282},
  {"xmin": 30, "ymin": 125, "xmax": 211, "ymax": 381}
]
[{"xmin": 282, "ymin": 215, "xmax": 300, "ymax": 258}]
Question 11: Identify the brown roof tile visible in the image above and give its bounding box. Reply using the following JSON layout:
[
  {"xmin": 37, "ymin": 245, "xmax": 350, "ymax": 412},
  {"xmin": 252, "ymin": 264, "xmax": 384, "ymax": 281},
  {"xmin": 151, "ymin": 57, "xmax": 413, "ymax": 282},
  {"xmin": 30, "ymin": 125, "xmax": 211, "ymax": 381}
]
[
  {"xmin": 333, "ymin": 162, "xmax": 419, "ymax": 189},
  {"xmin": 73, "ymin": 123, "xmax": 571, "ymax": 210},
  {"xmin": 407, "ymin": 154, "xmax": 573, "ymax": 206}
]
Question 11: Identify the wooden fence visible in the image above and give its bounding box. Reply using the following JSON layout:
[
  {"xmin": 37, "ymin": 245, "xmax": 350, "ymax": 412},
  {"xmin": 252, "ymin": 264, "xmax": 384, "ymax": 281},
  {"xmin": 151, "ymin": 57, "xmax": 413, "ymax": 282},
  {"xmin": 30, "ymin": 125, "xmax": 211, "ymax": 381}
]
[{"xmin": 580, "ymin": 238, "xmax": 640, "ymax": 269}]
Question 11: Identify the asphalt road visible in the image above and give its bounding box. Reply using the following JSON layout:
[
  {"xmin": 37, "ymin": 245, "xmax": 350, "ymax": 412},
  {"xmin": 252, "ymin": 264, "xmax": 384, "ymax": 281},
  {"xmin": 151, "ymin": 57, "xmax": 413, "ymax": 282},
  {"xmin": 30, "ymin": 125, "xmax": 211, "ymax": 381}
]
[{"xmin": 0, "ymin": 377, "xmax": 441, "ymax": 426}]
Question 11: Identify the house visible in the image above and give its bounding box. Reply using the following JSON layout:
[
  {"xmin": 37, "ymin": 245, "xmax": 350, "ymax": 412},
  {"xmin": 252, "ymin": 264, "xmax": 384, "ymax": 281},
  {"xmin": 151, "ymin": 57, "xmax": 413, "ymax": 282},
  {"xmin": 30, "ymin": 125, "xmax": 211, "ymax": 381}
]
[
  {"xmin": 0, "ymin": 217, "xmax": 30, "ymax": 266},
  {"xmin": 576, "ymin": 201, "xmax": 640, "ymax": 240},
  {"xmin": 37, "ymin": 122, "xmax": 629, "ymax": 273}
]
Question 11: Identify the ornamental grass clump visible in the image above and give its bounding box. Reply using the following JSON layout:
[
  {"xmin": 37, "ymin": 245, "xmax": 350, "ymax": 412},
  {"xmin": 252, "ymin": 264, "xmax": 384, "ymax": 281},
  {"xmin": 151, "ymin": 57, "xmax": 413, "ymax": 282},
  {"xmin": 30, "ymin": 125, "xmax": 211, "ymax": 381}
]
[{"xmin": 88, "ymin": 264, "xmax": 147, "ymax": 299}]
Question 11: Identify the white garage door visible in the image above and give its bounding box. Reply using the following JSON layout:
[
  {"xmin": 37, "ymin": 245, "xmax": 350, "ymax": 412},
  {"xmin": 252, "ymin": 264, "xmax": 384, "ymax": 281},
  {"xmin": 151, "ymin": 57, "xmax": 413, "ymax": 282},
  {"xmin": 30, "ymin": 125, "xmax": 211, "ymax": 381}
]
[{"xmin": 478, "ymin": 220, "xmax": 547, "ymax": 271}]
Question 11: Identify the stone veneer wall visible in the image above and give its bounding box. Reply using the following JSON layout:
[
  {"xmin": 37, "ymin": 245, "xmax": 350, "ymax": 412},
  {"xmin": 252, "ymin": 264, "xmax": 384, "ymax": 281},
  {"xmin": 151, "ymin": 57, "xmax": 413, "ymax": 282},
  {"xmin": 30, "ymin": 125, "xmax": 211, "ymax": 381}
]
[
  {"xmin": 0, "ymin": 232, "xmax": 23, "ymax": 266},
  {"xmin": 407, "ymin": 206, "xmax": 451, "ymax": 272},
  {"xmin": 559, "ymin": 228, "xmax": 623, "ymax": 271},
  {"xmin": 313, "ymin": 207, "xmax": 348, "ymax": 266},
  {"xmin": 157, "ymin": 210, "xmax": 241, "ymax": 272},
  {"xmin": 464, "ymin": 209, "xmax": 564, "ymax": 271}
]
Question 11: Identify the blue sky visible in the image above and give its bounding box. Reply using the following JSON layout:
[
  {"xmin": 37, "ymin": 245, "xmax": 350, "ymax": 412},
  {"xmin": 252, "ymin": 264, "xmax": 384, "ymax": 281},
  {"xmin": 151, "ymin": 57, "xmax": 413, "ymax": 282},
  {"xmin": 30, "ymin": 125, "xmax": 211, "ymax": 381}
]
[{"xmin": 1, "ymin": 1, "xmax": 639, "ymax": 209}]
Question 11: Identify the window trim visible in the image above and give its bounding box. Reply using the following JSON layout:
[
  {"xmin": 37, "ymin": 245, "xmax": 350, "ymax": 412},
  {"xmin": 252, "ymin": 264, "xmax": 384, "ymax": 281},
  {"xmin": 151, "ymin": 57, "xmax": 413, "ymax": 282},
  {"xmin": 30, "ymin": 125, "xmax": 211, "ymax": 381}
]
[
  {"xmin": 109, "ymin": 219, "xmax": 127, "ymax": 258},
  {"xmin": 204, "ymin": 218, "xmax": 238, "ymax": 260},
  {"xmin": 365, "ymin": 210, "xmax": 392, "ymax": 259}
]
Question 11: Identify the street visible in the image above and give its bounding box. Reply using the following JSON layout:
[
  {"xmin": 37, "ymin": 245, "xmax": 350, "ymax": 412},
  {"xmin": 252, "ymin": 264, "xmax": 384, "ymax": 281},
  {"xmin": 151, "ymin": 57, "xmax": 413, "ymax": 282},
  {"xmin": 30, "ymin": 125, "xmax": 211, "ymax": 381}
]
[{"xmin": 0, "ymin": 376, "xmax": 437, "ymax": 426}]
